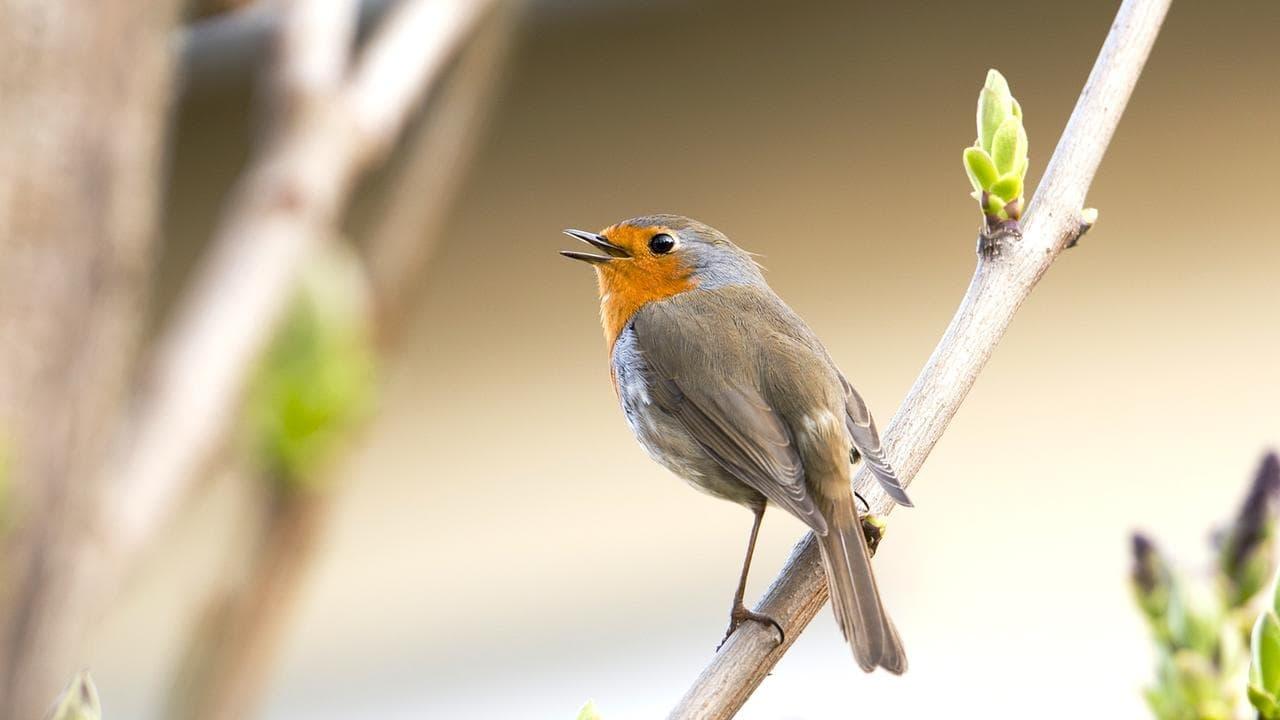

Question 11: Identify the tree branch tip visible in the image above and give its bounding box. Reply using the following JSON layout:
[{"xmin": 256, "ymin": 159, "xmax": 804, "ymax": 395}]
[{"xmin": 1067, "ymin": 208, "xmax": 1099, "ymax": 249}]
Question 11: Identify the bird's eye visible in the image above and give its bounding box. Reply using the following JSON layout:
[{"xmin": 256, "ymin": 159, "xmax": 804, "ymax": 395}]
[{"xmin": 648, "ymin": 233, "xmax": 676, "ymax": 255}]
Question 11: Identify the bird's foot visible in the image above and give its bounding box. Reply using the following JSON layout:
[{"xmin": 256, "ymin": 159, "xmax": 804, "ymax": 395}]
[
  {"xmin": 718, "ymin": 604, "xmax": 785, "ymax": 650},
  {"xmin": 861, "ymin": 514, "xmax": 887, "ymax": 555}
]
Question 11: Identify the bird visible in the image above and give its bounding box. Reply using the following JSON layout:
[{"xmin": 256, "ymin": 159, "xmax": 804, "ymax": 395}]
[{"xmin": 560, "ymin": 214, "xmax": 911, "ymax": 673}]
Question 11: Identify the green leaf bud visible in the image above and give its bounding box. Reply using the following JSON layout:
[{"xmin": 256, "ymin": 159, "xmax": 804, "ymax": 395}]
[
  {"xmin": 46, "ymin": 671, "xmax": 101, "ymax": 720},
  {"xmin": 963, "ymin": 147, "xmax": 999, "ymax": 192},
  {"xmin": 989, "ymin": 173, "xmax": 1023, "ymax": 204},
  {"xmin": 977, "ymin": 69, "xmax": 1013, "ymax": 152}
]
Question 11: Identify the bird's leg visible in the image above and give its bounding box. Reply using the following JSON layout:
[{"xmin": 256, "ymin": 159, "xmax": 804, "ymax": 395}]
[{"xmin": 719, "ymin": 504, "xmax": 785, "ymax": 649}]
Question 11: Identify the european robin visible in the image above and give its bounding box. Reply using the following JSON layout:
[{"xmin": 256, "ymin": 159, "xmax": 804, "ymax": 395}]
[{"xmin": 561, "ymin": 214, "xmax": 910, "ymax": 672}]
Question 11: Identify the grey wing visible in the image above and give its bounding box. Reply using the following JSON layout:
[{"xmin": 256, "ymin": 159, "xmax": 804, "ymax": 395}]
[
  {"xmin": 840, "ymin": 374, "xmax": 913, "ymax": 507},
  {"xmin": 633, "ymin": 309, "xmax": 829, "ymax": 535}
]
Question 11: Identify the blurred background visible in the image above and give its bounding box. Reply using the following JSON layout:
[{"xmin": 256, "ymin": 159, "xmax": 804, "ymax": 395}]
[{"xmin": 3, "ymin": 0, "xmax": 1278, "ymax": 718}]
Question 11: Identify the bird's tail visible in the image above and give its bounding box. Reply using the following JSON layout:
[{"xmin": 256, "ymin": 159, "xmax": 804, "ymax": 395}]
[{"xmin": 816, "ymin": 496, "xmax": 907, "ymax": 673}]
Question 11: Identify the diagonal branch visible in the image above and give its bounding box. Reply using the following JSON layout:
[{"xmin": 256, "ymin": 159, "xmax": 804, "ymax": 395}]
[{"xmin": 669, "ymin": 0, "xmax": 1172, "ymax": 717}]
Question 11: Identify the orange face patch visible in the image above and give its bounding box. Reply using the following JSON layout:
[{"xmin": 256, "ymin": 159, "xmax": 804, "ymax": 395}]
[{"xmin": 594, "ymin": 224, "xmax": 697, "ymax": 350}]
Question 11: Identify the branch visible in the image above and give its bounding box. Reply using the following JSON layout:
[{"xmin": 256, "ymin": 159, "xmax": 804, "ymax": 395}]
[
  {"xmin": 177, "ymin": 0, "xmax": 397, "ymax": 93},
  {"xmin": 363, "ymin": 0, "xmax": 520, "ymax": 336},
  {"xmin": 669, "ymin": 0, "xmax": 1171, "ymax": 717},
  {"xmin": 102, "ymin": 0, "xmax": 494, "ymax": 598},
  {"xmin": 0, "ymin": 0, "xmax": 497, "ymax": 710},
  {"xmin": 0, "ymin": 1, "xmax": 182, "ymax": 716},
  {"xmin": 164, "ymin": 9, "xmax": 518, "ymax": 715},
  {"xmin": 101, "ymin": 0, "xmax": 361, "ymax": 611}
]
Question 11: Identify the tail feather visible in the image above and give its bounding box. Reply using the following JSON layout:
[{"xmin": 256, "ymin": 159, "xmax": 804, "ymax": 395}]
[{"xmin": 817, "ymin": 501, "xmax": 907, "ymax": 674}]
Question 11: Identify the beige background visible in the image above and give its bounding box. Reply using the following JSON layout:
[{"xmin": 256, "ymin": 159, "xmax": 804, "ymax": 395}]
[{"xmin": 96, "ymin": 0, "xmax": 1278, "ymax": 717}]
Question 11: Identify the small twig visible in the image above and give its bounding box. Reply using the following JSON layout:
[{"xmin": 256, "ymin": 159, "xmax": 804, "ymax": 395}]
[{"xmin": 669, "ymin": 0, "xmax": 1171, "ymax": 717}]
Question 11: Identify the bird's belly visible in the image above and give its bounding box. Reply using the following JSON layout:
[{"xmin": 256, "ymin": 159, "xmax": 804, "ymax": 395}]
[{"xmin": 612, "ymin": 328, "xmax": 761, "ymax": 507}]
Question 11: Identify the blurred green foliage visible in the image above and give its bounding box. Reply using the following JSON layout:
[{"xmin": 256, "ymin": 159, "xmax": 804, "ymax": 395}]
[
  {"xmin": 1132, "ymin": 453, "xmax": 1280, "ymax": 720},
  {"xmin": 963, "ymin": 69, "xmax": 1030, "ymax": 223},
  {"xmin": 45, "ymin": 671, "xmax": 101, "ymax": 720},
  {"xmin": 1245, "ymin": 457, "xmax": 1280, "ymax": 717},
  {"xmin": 575, "ymin": 701, "xmax": 602, "ymax": 720},
  {"xmin": 246, "ymin": 243, "xmax": 377, "ymax": 491}
]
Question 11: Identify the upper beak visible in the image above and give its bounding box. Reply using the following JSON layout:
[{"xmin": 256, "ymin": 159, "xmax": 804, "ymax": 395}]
[{"xmin": 560, "ymin": 229, "xmax": 630, "ymax": 264}]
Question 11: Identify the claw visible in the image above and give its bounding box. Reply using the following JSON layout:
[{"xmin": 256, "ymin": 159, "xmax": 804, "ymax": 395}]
[{"xmin": 719, "ymin": 604, "xmax": 785, "ymax": 650}]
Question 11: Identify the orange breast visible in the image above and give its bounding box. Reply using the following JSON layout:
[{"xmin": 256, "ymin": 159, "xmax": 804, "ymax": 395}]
[
  {"xmin": 594, "ymin": 224, "xmax": 698, "ymax": 350},
  {"xmin": 599, "ymin": 269, "xmax": 696, "ymax": 350}
]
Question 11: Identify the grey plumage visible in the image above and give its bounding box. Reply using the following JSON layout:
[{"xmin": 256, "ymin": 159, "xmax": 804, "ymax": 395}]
[{"xmin": 619, "ymin": 282, "xmax": 907, "ymax": 672}]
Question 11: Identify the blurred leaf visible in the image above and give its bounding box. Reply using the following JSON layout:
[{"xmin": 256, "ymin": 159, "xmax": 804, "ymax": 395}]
[
  {"xmin": 1131, "ymin": 533, "xmax": 1174, "ymax": 637},
  {"xmin": 45, "ymin": 671, "xmax": 101, "ymax": 720},
  {"xmin": 1167, "ymin": 586, "xmax": 1221, "ymax": 657},
  {"xmin": 576, "ymin": 701, "xmax": 602, "ymax": 720},
  {"xmin": 1232, "ymin": 545, "xmax": 1275, "ymax": 610},
  {"xmin": 246, "ymin": 242, "xmax": 377, "ymax": 490},
  {"xmin": 1219, "ymin": 453, "xmax": 1280, "ymax": 609},
  {"xmin": 1010, "ymin": 96, "xmax": 1023, "ymax": 119},
  {"xmin": 977, "ymin": 69, "xmax": 1013, "ymax": 152},
  {"xmin": 963, "ymin": 147, "xmax": 998, "ymax": 192},
  {"xmin": 1172, "ymin": 650, "xmax": 1232, "ymax": 719},
  {"xmin": 1249, "ymin": 682, "xmax": 1280, "ymax": 719},
  {"xmin": 1252, "ymin": 610, "xmax": 1280, "ymax": 696}
]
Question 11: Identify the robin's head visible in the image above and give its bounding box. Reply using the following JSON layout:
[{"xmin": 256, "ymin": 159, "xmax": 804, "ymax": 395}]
[{"xmin": 561, "ymin": 214, "xmax": 763, "ymax": 347}]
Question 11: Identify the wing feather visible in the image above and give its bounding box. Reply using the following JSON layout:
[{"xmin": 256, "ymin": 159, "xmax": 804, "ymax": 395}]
[
  {"xmin": 840, "ymin": 375, "xmax": 913, "ymax": 507},
  {"xmin": 633, "ymin": 303, "xmax": 828, "ymax": 534}
]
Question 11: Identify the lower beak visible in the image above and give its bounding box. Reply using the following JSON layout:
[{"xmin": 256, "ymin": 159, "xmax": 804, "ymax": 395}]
[{"xmin": 560, "ymin": 229, "xmax": 629, "ymax": 264}]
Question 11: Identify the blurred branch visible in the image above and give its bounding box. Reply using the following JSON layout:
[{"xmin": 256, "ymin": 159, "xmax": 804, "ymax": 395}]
[
  {"xmin": 187, "ymin": 0, "xmax": 261, "ymax": 21},
  {"xmin": 177, "ymin": 0, "xmax": 397, "ymax": 93},
  {"xmin": 0, "ymin": 1, "xmax": 497, "ymax": 715},
  {"xmin": 0, "ymin": 1, "xmax": 182, "ymax": 716},
  {"xmin": 94, "ymin": 0, "xmax": 358, "ymax": 632},
  {"xmin": 101, "ymin": 0, "xmax": 495, "ymax": 605},
  {"xmin": 165, "ymin": 482, "xmax": 328, "ymax": 720},
  {"xmin": 364, "ymin": 0, "xmax": 519, "ymax": 336},
  {"xmin": 162, "ymin": 4, "xmax": 517, "ymax": 718},
  {"xmin": 670, "ymin": 0, "xmax": 1171, "ymax": 717}
]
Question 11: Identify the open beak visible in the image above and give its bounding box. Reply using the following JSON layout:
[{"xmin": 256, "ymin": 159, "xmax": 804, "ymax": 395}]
[{"xmin": 560, "ymin": 229, "xmax": 630, "ymax": 264}]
